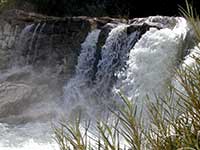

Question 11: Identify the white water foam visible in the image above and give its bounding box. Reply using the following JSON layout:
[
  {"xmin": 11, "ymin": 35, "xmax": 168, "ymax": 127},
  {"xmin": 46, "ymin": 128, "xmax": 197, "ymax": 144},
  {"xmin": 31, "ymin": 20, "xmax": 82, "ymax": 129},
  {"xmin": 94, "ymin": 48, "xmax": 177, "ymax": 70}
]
[
  {"xmin": 116, "ymin": 17, "xmax": 189, "ymax": 107},
  {"xmin": 0, "ymin": 123, "xmax": 59, "ymax": 150}
]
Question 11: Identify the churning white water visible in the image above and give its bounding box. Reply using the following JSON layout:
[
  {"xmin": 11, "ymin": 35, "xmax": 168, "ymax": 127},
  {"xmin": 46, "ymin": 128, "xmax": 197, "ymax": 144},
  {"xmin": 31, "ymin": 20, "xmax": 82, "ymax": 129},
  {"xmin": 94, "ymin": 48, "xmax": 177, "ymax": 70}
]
[
  {"xmin": 116, "ymin": 18, "xmax": 188, "ymax": 106},
  {"xmin": 0, "ymin": 122, "xmax": 59, "ymax": 150},
  {"xmin": 0, "ymin": 16, "xmax": 194, "ymax": 149}
]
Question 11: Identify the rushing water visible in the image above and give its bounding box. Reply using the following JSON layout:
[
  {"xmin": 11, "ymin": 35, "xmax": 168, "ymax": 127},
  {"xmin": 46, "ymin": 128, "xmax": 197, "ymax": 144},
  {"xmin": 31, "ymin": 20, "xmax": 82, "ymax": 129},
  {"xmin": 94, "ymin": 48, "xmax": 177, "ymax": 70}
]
[
  {"xmin": 0, "ymin": 16, "xmax": 194, "ymax": 149},
  {"xmin": 116, "ymin": 18, "xmax": 188, "ymax": 106}
]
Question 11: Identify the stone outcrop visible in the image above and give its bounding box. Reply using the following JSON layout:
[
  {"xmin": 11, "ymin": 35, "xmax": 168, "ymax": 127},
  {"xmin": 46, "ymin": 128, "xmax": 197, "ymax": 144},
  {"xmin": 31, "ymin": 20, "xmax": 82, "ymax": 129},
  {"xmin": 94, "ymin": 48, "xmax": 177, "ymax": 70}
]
[
  {"xmin": 0, "ymin": 14, "xmax": 22, "ymax": 69},
  {"xmin": 0, "ymin": 10, "xmax": 128, "ymax": 72}
]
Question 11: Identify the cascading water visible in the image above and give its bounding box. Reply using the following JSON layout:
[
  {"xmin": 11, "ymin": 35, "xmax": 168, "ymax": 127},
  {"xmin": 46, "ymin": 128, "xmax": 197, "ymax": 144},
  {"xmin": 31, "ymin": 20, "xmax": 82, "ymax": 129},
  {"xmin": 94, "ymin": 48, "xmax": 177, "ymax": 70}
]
[
  {"xmin": 63, "ymin": 17, "xmax": 189, "ymax": 118},
  {"xmin": 94, "ymin": 24, "xmax": 140, "ymax": 97},
  {"xmin": 13, "ymin": 24, "xmax": 34, "ymax": 66},
  {"xmin": 32, "ymin": 23, "xmax": 46, "ymax": 63},
  {"xmin": 63, "ymin": 24, "xmax": 143, "ymax": 119},
  {"xmin": 63, "ymin": 29, "xmax": 101, "ymax": 118},
  {"xmin": 116, "ymin": 18, "xmax": 189, "ymax": 107},
  {"xmin": 0, "ymin": 16, "xmax": 194, "ymax": 149}
]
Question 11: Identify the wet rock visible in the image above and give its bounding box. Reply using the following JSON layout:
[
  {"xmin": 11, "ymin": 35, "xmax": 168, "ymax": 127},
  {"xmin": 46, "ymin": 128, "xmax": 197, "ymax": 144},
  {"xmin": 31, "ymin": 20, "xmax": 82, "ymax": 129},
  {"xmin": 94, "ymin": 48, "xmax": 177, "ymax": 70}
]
[
  {"xmin": 0, "ymin": 68, "xmax": 63, "ymax": 124},
  {"xmin": 0, "ymin": 81, "xmax": 33, "ymax": 118}
]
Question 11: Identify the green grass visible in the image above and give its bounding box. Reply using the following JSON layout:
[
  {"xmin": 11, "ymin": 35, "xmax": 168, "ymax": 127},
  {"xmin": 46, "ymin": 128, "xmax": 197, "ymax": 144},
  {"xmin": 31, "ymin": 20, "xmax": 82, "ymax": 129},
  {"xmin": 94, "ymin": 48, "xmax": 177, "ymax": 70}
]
[{"xmin": 54, "ymin": 1, "xmax": 200, "ymax": 150}]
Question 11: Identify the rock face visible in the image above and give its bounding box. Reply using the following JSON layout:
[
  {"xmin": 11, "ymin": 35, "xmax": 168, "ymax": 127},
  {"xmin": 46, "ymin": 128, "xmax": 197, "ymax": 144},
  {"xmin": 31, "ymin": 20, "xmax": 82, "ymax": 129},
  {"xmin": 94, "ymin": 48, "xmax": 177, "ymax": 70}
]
[
  {"xmin": 0, "ymin": 81, "xmax": 32, "ymax": 118},
  {"xmin": 0, "ymin": 10, "xmax": 128, "ymax": 73},
  {"xmin": 0, "ymin": 18, "xmax": 22, "ymax": 69}
]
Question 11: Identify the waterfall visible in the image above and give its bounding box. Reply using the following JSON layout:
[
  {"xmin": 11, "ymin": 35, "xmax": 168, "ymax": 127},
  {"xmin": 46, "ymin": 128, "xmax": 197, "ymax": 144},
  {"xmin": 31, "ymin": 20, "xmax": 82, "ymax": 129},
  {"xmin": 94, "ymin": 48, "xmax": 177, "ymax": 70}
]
[
  {"xmin": 116, "ymin": 18, "xmax": 189, "ymax": 107},
  {"xmin": 0, "ymin": 16, "xmax": 193, "ymax": 149},
  {"xmin": 63, "ymin": 24, "xmax": 145, "ymax": 119},
  {"xmin": 13, "ymin": 24, "xmax": 34, "ymax": 66},
  {"xmin": 63, "ymin": 17, "xmax": 189, "ymax": 119},
  {"xmin": 63, "ymin": 29, "xmax": 101, "ymax": 118},
  {"xmin": 33, "ymin": 23, "xmax": 46, "ymax": 63},
  {"xmin": 26, "ymin": 23, "xmax": 41, "ymax": 64},
  {"xmin": 64, "ymin": 18, "xmax": 188, "ymax": 119},
  {"xmin": 94, "ymin": 24, "xmax": 140, "ymax": 97}
]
